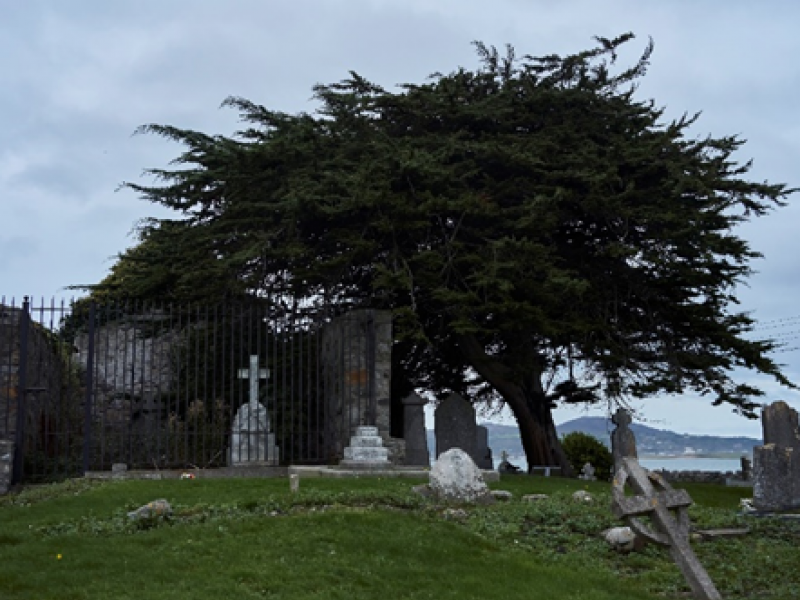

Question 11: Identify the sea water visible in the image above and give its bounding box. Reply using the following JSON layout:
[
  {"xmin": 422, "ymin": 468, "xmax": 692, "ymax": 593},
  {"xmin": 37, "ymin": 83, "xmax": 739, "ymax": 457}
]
[{"xmin": 496, "ymin": 456, "xmax": 744, "ymax": 473}]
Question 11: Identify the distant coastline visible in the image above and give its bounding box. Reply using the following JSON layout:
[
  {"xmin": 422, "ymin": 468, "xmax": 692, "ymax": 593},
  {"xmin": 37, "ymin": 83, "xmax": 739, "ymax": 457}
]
[{"xmin": 638, "ymin": 452, "xmax": 751, "ymax": 459}]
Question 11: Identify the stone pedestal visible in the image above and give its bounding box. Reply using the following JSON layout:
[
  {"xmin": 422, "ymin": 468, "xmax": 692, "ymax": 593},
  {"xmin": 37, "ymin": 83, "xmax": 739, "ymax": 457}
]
[
  {"xmin": 339, "ymin": 426, "xmax": 391, "ymax": 469},
  {"xmin": 229, "ymin": 401, "xmax": 279, "ymax": 466}
]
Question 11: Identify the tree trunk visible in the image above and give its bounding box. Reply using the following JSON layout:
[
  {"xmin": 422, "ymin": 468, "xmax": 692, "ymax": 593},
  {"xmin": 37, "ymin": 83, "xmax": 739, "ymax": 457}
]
[{"xmin": 456, "ymin": 334, "xmax": 574, "ymax": 476}]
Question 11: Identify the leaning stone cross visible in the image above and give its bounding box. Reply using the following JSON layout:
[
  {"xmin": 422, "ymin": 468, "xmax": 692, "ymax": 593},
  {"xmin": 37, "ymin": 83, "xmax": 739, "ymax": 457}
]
[
  {"xmin": 612, "ymin": 457, "xmax": 721, "ymax": 600},
  {"xmin": 238, "ymin": 355, "xmax": 270, "ymax": 408}
]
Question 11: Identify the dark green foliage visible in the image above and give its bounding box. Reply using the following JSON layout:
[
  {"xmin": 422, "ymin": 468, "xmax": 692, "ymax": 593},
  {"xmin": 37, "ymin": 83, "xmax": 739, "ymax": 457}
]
[
  {"xmin": 560, "ymin": 431, "xmax": 613, "ymax": 481},
  {"xmin": 76, "ymin": 33, "xmax": 796, "ymax": 473}
]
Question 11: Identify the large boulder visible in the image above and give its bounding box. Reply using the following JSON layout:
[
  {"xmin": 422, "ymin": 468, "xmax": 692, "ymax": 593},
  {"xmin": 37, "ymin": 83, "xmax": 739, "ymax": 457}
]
[{"xmin": 429, "ymin": 448, "xmax": 495, "ymax": 505}]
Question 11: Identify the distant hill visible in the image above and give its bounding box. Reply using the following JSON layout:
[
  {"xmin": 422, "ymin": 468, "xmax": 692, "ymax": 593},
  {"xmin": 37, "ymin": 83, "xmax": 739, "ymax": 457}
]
[{"xmin": 426, "ymin": 417, "xmax": 761, "ymax": 458}]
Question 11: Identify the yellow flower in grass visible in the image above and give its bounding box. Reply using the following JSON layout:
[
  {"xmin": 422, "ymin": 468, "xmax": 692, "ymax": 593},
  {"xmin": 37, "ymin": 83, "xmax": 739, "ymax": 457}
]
[{"xmin": 56, "ymin": 554, "xmax": 62, "ymax": 560}]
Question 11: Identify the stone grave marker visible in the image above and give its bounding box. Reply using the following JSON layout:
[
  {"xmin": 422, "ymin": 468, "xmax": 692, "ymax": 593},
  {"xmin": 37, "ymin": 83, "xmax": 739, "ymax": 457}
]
[
  {"xmin": 229, "ymin": 355, "xmax": 279, "ymax": 465},
  {"xmin": 612, "ymin": 457, "xmax": 721, "ymax": 600},
  {"xmin": 475, "ymin": 425, "xmax": 493, "ymax": 469},
  {"xmin": 611, "ymin": 408, "xmax": 638, "ymax": 472},
  {"xmin": 402, "ymin": 392, "xmax": 429, "ymax": 466},
  {"xmin": 753, "ymin": 401, "xmax": 800, "ymax": 511},
  {"xmin": 740, "ymin": 456, "xmax": 752, "ymax": 481},
  {"xmin": 434, "ymin": 393, "xmax": 476, "ymax": 459},
  {"xmin": 340, "ymin": 426, "xmax": 391, "ymax": 469},
  {"xmin": 579, "ymin": 462, "xmax": 596, "ymax": 481}
]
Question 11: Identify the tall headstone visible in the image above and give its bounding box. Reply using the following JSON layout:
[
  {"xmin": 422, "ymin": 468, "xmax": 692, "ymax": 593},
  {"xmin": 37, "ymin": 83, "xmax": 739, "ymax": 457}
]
[
  {"xmin": 740, "ymin": 456, "xmax": 752, "ymax": 481},
  {"xmin": 402, "ymin": 392, "xmax": 429, "ymax": 467},
  {"xmin": 434, "ymin": 393, "xmax": 476, "ymax": 459},
  {"xmin": 753, "ymin": 401, "xmax": 800, "ymax": 511},
  {"xmin": 475, "ymin": 425, "xmax": 493, "ymax": 469},
  {"xmin": 229, "ymin": 355, "xmax": 279, "ymax": 466},
  {"xmin": 611, "ymin": 408, "xmax": 638, "ymax": 472}
]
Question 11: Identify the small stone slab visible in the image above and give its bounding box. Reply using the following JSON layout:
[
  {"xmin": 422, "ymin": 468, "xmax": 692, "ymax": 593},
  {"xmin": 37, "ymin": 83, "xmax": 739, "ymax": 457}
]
[
  {"xmin": 694, "ymin": 528, "xmax": 750, "ymax": 539},
  {"xmin": 490, "ymin": 490, "xmax": 513, "ymax": 501},
  {"xmin": 522, "ymin": 493, "xmax": 549, "ymax": 502}
]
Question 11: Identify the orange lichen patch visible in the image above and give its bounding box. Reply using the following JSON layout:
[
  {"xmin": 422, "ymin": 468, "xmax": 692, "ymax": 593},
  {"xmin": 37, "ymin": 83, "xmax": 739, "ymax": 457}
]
[{"xmin": 346, "ymin": 370, "xmax": 369, "ymax": 385}]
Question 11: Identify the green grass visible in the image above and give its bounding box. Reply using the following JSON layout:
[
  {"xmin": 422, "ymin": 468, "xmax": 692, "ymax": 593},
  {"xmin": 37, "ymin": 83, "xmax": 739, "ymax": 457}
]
[{"xmin": 0, "ymin": 475, "xmax": 797, "ymax": 599}]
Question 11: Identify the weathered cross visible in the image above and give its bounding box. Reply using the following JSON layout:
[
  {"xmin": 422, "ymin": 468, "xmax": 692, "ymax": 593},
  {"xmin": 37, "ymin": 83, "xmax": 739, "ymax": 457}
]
[
  {"xmin": 237, "ymin": 355, "xmax": 270, "ymax": 407},
  {"xmin": 612, "ymin": 457, "xmax": 721, "ymax": 600}
]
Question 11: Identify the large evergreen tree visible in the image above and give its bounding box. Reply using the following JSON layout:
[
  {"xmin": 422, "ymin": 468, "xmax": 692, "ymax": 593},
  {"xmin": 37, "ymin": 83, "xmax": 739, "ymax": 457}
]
[{"xmin": 102, "ymin": 34, "xmax": 795, "ymax": 473}]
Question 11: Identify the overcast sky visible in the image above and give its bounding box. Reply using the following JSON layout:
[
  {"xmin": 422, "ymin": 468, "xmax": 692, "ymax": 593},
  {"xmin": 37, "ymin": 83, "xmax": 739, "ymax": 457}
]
[{"xmin": 2, "ymin": 1, "xmax": 799, "ymax": 438}]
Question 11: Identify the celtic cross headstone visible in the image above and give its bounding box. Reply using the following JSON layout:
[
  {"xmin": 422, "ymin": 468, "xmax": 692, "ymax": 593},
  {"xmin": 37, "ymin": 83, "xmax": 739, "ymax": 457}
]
[{"xmin": 612, "ymin": 457, "xmax": 721, "ymax": 600}]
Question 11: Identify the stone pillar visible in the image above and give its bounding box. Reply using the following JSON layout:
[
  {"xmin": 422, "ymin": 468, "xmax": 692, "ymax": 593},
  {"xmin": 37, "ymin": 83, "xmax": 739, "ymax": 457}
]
[
  {"xmin": 402, "ymin": 392, "xmax": 429, "ymax": 467},
  {"xmin": 321, "ymin": 310, "xmax": 392, "ymax": 459}
]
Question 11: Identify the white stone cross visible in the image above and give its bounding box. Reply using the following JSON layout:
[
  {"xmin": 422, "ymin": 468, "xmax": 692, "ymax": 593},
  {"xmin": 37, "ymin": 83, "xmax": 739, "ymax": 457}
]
[{"xmin": 238, "ymin": 355, "xmax": 269, "ymax": 407}]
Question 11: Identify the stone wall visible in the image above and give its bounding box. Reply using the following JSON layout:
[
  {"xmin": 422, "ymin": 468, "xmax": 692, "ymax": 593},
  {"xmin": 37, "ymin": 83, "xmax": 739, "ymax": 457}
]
[
  {"xmin": 655, "ymin": 469, "xmax": 743, "ymax": 485},
  {"xmin": 320, "ymin": 309, "xmax": 394, "ymax": 460}
]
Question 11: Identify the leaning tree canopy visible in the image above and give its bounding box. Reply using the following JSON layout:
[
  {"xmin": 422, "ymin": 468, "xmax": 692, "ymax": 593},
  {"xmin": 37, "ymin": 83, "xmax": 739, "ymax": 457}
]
[{"xmin": 105, "ymin": 32, "xmax": 796, "ymax": 417}]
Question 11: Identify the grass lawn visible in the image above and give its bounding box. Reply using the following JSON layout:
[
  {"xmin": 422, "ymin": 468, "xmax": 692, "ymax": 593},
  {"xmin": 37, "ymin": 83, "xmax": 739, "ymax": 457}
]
[{"xmin": 0, "ymin": 474, "xmax": 797, "ymax": 599}]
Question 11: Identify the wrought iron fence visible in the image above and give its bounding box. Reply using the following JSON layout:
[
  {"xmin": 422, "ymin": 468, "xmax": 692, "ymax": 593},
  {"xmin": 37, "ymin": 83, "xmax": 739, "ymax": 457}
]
[{"xmin": 0, "ymin": 297, "xmax": 384, "ymax": 484}]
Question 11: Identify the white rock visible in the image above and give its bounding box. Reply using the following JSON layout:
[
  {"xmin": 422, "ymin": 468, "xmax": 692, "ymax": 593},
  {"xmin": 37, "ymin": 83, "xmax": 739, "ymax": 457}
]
[
  {"xmin": 604, "ymin": 526, "xmax": 636, "ymax": 553},
  {"xmin": 430, "ymin": 448, "xmax": 495, "ymax": 505},
  {"xmin": 572, "ymin": 490, "xmax": 593, "ymax": 502}
]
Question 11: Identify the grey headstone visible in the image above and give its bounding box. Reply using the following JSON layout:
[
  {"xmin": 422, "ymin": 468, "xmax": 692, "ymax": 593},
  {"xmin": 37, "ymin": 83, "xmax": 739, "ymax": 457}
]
[
  {"xmin": 740, "ymin": 456, "xmax": 752, "ymax": 481},
  {"xmin": 579, "ymin": 462, "xmax": 596, "ymax": 481},
  {"xmin": 762, "ymin": 401, "xmax": 800, "ymax": 448},
  {"xmin": 754, "ymin": 402, "xmax": 800, "ymax": 511},
  {"xmin": 434, "ymin": 393, "xmax": 476, "ymax": 459},
  {"xmin": 402, "ymin": 393, "xmax": 429, "ymax": 467},
  {"xmin": 474, "ymin": 425, "xmax": 493, "ymax": 469},
  {"xmin": 429, "ymin": 448, "xmax": 495, "ymax": 505},
  {"xmin": 611, "ymin": 408, "xmax": 638, "ymax": 471},
  {"xmin": 497, "ymin": 449, "xmax": 522, "ymax": 474},
  {"xmin": 229, "ymin": 401, "xmax": 279, "ymax": 465},
  {"xmin": 754, "ymin": 444, "xmax": 800, "ymax": 511}
]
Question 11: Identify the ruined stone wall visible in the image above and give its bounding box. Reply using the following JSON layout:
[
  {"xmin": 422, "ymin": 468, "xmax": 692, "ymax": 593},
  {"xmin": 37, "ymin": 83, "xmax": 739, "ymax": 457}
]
[{"xmin": 73, "ymin": 317, "xmax": 181, "ymax": 423}]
